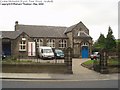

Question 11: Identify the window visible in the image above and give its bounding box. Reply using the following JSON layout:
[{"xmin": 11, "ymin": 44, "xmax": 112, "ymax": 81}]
[
  {"xmin": 47, "ymin": 39, "xmax": 55, "ymax": 48},
  {"xmin": 34, "ymin": 38, "xmax": 43, "ymax": 47},
  {"xmin": 19, "ymin": 41, "xmax": 26, "ymax": 51},
  {"xmin": 77, "ymin": 31, "xmax": 80, "ymax": 36},
  {"xmin": 81, "ymin": 42, "xmax": 88, "ymax": 46},
  {"xmin": 59, "ymin": 39, "xmax": 67, "ymax": 48}
]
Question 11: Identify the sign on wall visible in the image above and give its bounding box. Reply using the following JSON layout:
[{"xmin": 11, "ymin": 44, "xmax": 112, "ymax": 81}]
[{"xmin": 28, "ymin": 42, "xmax": 36, "ymax": 56}]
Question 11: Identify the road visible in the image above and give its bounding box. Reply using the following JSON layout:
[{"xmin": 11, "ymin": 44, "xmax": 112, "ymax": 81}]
[{"xmin": 2, "ymin": 79, "xmax": 119, "ymax": 88}]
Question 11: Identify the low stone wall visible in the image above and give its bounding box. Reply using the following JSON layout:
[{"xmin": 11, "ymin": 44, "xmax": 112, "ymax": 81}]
[{"xmin": 2, "ymin": 63, "xmax": 68, "ymax": 74}]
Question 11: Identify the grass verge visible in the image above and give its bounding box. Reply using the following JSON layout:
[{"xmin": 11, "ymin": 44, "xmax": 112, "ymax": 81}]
[{"xmin": 81, "ymin": 59, "xmax": 119, "ymax": 73}]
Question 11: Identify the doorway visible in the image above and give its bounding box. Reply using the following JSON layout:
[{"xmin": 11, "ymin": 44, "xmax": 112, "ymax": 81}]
[
  {"xmin": 81, "ymin": 46, "xmax": 88, "ymax": 58},
  {"xmin": 2, "ymin": 39, "xmax": 11, "ymax": 56}
]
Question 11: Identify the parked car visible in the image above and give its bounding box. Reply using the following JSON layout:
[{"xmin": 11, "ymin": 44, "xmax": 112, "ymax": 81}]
[
  {"xmin": 53, "ymin": 49, "xmax": 64, "ymax": 59},
  {"xmin": 90, "ymin": 52, "xmax": 100, "ymax": 60},
  {"xmin": 38, "ymin": 46, "xmax": 54, "ymax": 59}
]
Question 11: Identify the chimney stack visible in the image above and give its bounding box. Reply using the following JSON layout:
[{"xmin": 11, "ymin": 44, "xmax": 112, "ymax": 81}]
[{"xmin": 15, "ymin": 21, "xmax": 19, "ymax": 31}]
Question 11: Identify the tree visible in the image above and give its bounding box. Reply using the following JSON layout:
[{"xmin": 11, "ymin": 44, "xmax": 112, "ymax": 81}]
[
  {"xmin": 105, "ymin": 26, "xmax": 116, "ymax": 51},
  {"xmin": 117, "ymin": 40, "xmax": 120, "ymax": 59},
  {"xmin": 92, "ymin": 34, "xmax": 106, "ymax": 51},
  {"xmin": 92, "ymin": 26, "xmax": 116, "ymax": 52},
  {"xmin": 117, "ymin": 39, "xmax": 120, "ymax": 52},
  {"xmin": 98, "ymin": 33, "xmax": 106, "ymax": 49}
]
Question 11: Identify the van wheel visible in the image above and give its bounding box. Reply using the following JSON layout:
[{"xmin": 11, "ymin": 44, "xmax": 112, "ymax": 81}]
[{"xmin": 42, "ymin": 56, "xmax": 44, "ymax": 60}]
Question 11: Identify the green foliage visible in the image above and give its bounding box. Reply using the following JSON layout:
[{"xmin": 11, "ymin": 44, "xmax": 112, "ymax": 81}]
[
  {"xmin": 105, "ymin": 26, "xmax": 116, "ymax": 51},
  {"xmin": 83, "ymin": 58, "xmax": 118, "ymax": 66},
  {"xmin": 108, "ymin": 58, "xmax": 118, "ymax": 65},
  {"xmin": 3, "ymin": 56, "xmax": 17, "ymax": 62},
  {"xmin": 93, "ymin": 26, "xmax": 116, "ymax": 52},
  {"xmin": 92, "ymin": 34, "xmax": 106, "ymax": 51},
  {"xmin": 83, "ymin": 60, "xmax": 94, "ymax": 65},
  {"xmin": 2, "ymin": 59, "xmax": 33, "ymax": 64},
  {"xmin": 116, "ymin": 39, "xmax": 120, "ymax": 52},
  {"xmin": 98, "ymin": 34, "xmax": 106, "ymax": 46}
]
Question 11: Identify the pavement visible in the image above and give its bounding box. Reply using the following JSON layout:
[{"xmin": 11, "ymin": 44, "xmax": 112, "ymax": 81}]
[{"xmin": 1, "ymin": 58, "xmax": 119, "ymax": 81}]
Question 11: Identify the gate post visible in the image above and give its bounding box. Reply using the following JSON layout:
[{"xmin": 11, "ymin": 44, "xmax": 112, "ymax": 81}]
[
  {"xmin": 64, "ymin": 47, "xmax": 73, "ymax": 74},
  {"xmin": 100, "ymin": 49, "xmax": 109, "ymax": 74}
]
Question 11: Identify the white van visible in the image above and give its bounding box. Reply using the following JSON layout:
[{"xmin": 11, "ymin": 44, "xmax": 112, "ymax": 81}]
[{"xmin": 38, "ymin": 46, "xmax": 54, "ymax": 59}]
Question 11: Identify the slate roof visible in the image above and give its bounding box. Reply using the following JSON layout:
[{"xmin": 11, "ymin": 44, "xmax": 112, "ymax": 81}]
[
  {"xmin": 2, "ymin": 31, "xmax": 23, "ymax": 39},
  {"xmin": 2, "ymin": 22, "xmax": 92, "ymax": 39},
  {"xmin": 64, "ymin": 21, "xmax": 89, "ymax": 34},
  {"xmin": 17, "ymin": 25, "xmax": 68, "ymax": 38},
  {"xmin": 64, "ymin": 24, "xmax": 77, "ymax": 34}
]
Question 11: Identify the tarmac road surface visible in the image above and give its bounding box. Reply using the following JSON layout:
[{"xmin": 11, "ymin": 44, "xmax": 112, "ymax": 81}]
[{"xmin": 2, "ymin": 79, "xmax": 119, "ymax": 88}]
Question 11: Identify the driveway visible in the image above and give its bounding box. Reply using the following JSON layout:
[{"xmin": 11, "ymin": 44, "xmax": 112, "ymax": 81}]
[{"xmin": 71, "ymin": 58, "xmax": 118, "ymax": 81}]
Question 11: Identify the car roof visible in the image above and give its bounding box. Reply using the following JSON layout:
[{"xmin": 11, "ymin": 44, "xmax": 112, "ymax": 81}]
[
  {"xmin": 94, "ymin": 52, "xmax": 99, "ymax": 53},
  {"xmin": 38, "ymin": 46, "xmax": 52, "ymax": 49}
]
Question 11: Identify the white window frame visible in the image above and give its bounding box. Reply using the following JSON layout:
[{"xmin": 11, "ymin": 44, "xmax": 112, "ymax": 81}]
[
  {"xmin": 81, "ymin": 42, "xmax": 88, "ymax": 46},
  {"xmin": 77, "ymin": 31, "xmax": 80, "ymax": 36},
  {"xmin": 47, "ymin": 39, "xmax": 55, "ymax": 48},
  {"xmin": 19, "ymin": 40, "xmax": 26, "ymax": 51},
  {"xmin": 59, "ymin": 39, "xmax": 67, "ymax": 48},
  {"xmin": 34, "ymin": 38, "xmax": 43, "ymax": 48}
]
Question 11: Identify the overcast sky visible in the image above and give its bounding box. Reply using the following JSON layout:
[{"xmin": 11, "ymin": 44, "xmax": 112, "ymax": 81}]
[{"xmin": 0, "ymin": 0, "xmax": 119, "ymax": 41}]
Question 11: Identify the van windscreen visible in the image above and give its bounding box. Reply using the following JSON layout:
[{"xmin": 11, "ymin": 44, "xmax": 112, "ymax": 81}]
[{"xmin": 43, "ymin": 49, "xmax": 52, "ymax": 53}]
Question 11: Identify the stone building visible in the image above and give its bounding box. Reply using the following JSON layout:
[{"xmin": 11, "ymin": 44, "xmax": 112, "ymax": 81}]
[{"xmin": 2, "ymin": 21, "xmax": 92, "ymax": 58}]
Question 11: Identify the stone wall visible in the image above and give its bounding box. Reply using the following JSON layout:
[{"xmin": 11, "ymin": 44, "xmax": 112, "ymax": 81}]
[
  {"xmin": 11, "ymin": 34, "xmax": 69, "ymax": 59},
  {"xmin": 2, "ymin": 63, "xmax": 68, "ymax": 73},
  {"xmin": 73, "ymin": 38, "xmax": 92, "ymax": 58},
  {"xmin": 11, "ymin": 32, "xmax": 33, "ymax": 58}
]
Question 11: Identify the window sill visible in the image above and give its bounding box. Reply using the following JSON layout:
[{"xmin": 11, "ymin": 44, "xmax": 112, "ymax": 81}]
[
  {"xmin": 59, "ymin": 47, "xmax": 65, "ymax": 48},
  {"xmin": 19, "ymin": 50, "xmax": 26, "ymax": 52}
]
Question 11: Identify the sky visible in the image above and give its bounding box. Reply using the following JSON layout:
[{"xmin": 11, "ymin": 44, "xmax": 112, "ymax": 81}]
[{"xmin": 0, "ymin": 0, "xmax": 119, "ymax": 41}]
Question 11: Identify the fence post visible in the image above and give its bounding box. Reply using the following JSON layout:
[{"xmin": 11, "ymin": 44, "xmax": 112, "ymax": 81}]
[{"xmin": 64, "ymin": 47, "xmax": 73, "ymax": 74}]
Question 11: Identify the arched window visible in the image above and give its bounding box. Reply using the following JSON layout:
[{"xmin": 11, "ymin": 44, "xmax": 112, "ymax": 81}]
[
  {"xmin": 81, "ymin": 42, "xmax": 88, "ymax": 46},
  {"xmin": 34, "ymin": 38, "xmax": 43, "ymax": 47},
  {"xmin": 59, "ymin": 39, "xmax": 67, "ymax": 48},
  {"xmin": 47, "ymin": 39, "xmax": 55, "ymax": 48}
]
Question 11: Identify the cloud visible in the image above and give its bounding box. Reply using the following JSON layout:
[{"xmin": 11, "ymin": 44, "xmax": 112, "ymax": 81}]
[{"xmin": 0, "ymin": 0, "xmax": 118, "ymax": 40}]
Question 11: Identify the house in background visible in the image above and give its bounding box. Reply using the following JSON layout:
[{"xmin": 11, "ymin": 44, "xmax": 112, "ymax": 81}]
[{"xmin": 2, "ymin": 21, "xmax": 92, "ymax": 58}]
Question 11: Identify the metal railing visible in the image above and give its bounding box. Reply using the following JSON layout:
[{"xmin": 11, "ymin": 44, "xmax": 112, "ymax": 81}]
[
  {"xmin": 2, "ymin": 54, "xmax": 65, "ymax": 64},
  {"xmin": 93, "ymin": 51, "xmax": 119, "ymax": 74}
]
